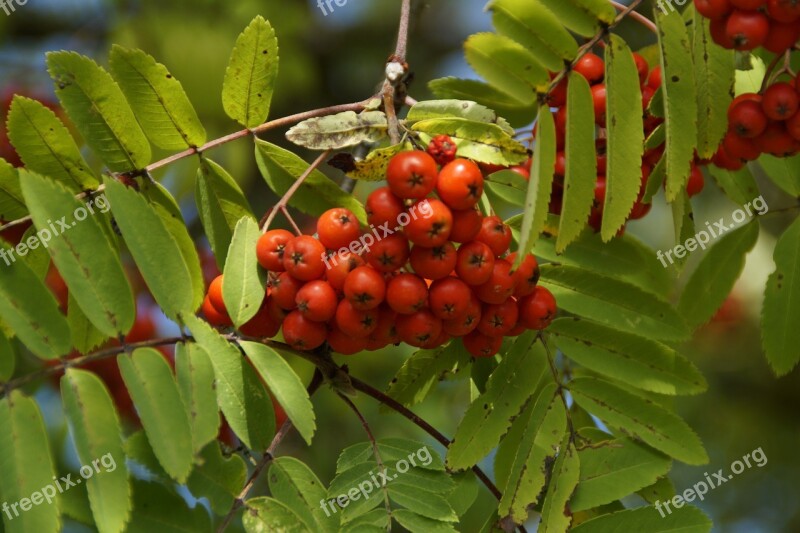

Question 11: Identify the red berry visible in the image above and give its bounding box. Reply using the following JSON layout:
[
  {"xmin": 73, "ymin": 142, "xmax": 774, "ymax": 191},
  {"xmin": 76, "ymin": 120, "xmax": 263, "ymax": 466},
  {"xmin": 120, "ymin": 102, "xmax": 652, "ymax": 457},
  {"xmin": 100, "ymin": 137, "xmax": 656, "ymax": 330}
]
[
  {"xmin": 728, "ymin": 99, "xmax": 768, "ymax": 138},
  {"xmin": 475, "ymin": 216, "xmax": 512, "ymax": 257},
  {"xmin": 449, "ymin": 208, "xmax": 483, "ymax": 243},
  {"xmin": 343, "ymin": 266, "xmax": 386, "ymax": 310},
  {"xmin": 334, "ymin": 299, "xmax": 378, "ymax": 338},
  {"xmin": 573, "ymin": 53, "xmax": 605, "ymax": 84},
  {"xmin": 366, "ymin": 306, "xmax": 400, "ymax": 350},
  {"xmin": 365, "ymin": 232, "xmax": 410, "ymax": 273},
  {"xmin": 475, "ymin": 259, "xmax": 517, "ymax": 305},
  {"xmin": 428, "ymin": 277, "xmax": 472, "ymax": 320},
  {"xmin": 763, "ymin": 21, "xmax": 800, "ymax": 53},
  {"xmin": 694, "ymin": 0, "xmax": 733, "ymax": 20},
  {"xmin": 725, "ymin": 10, "xmax": 769, "ymax": 51},
  {"xmin": 754, "ymin": 122, "xmax": 800, "ymax": 157},
  {"xmin": 404, "ymin": 199, "xmax": 453, "ymax": 247},
  {"xmin": 722, "ymin": 131, "xmax": 761, "ymax": 161},
  {"xmin": 386, "ymin": 151, "xmax": 438, "ymax": 199},
  {"xmin": 239, "ymin": 298, "xmax": 280, "ymax": 338},
  {"xmin": 257, "ymin": 229, "xmax": 294, "ymax": 271},
  {"xmin": 712, "ymin": 145, "xmax": 745, "ymax": 170},
  {"xmin": 317, "ymin": 208, "xmax": 361, "ymax": 251},
  {"xmin": 409, "ymin": 243, "xmax": 457, "ymax": 280},
  {"xmin": 396, "ymin": 310, "xmax": 442, "ymax": 348},
  {"xmin": 767, "ymin": 0, "xmax": 800, "ymax": 22},
  {"xmin": 729, "ymin": 0, "xmax": 765, "ymax": 10},
  {"xmin": 591, "ymin": 84, "xmax": 607, "ymax": 126},
  {"xmin": 477, "ymin": 298, "xmax": 519, "ymax": 336},
  {"xmin": 282, "ymin": 311, "xmax": 327, "ymax": 351},
  {"xmin": 647, "ymin": 66, "xmax": 662, "ymax": 89},
  {"xmin": 762, "ymin": 82, "xmax": 799, "ymax": 121},
  {"xmin": 271, "ymin": 272, "xmax": 304, "ymax": 310},
  {"xmin": 442, "ymin": 292, "xmax": 482, "ymax": 337},
  {"xmin": 455, "ymin": 241, "xmax": 495, "ymax": 286},
  {"xmin": 386, "ymin": 273, "xmax": 429, "ymax": 314},
  {"xmin": 786, "ymin": 110, "xmax": 800, "ymax": 141},
  {"xmin": 207, "ymin": 275, "xmax": 226, "ymax": 315},
  {"xmin": 518, "ymin": 286, "xmax": 557, "ymax": 330},
  {"xmin": 328, "ymin": 325, "xmax": 369, "ymax": 355},
  {"xmin": 632, "ymin": 53, "xmax": 649, "ymax": 85},
  {"xmin": 366, "ymin": 186, "xmax": 405, "ymax": 229},
  {"xmin": 462, "ymin": 330, "xmax": 502, "ymax": 358},
  {"xmin": 436, "ymin": 158, "xmax": 484, "ymax": 210},
  {"xmin": 427, "ymin": 134, "xmax": 458, "ymax": 166},
  {"xmin": 686, "ymin": 165, "xmax": 705, "ymax": 197},
  {"xmin": 710, "ymin": 18, "xmax": 735, "ymax": 48},
  {"xmin": 325, "ymin": 251, "xmax": 365, "ymax": 292},
  {"xmin": 202, "ymin": 295, "xmax": 232, "ymax": 327},
  {"xmin": 507, "ymin": 252, "xmax": 540, "ymax": 297},
  {"xmin": 295, "ymin": 280, "xmax": 338, "ymax": 322},
  {"xmin": 283, "ymin": 236, "xmax": 326, "ymax": 281}
]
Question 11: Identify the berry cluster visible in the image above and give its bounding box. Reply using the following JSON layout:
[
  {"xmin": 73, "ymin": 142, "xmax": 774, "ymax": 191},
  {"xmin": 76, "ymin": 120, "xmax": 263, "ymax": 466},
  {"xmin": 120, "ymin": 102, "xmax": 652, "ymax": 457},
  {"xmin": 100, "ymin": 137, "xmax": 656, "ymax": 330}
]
[
  {"xmin": 201, "ymin": 150, "xmax": 557, "ymax": 358},
  {"xmin": 695, "ymin": 0, "xmax": 800, "ymax": 52},
  {"xmin": 541, "ymin": 53, "xmax": 706, "ymax": 232},
  {"xmin": 714, "ymin": 77, "xmax": 800, "ymax": 167}
]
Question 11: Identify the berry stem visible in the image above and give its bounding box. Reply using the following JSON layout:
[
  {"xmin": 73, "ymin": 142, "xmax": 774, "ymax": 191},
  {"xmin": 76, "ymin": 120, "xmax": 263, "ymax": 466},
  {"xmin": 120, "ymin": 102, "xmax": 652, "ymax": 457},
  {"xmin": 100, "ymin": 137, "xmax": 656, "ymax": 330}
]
[{"xmin": 609, "ymin": 1, "xmax": 657, "ymax": 34}]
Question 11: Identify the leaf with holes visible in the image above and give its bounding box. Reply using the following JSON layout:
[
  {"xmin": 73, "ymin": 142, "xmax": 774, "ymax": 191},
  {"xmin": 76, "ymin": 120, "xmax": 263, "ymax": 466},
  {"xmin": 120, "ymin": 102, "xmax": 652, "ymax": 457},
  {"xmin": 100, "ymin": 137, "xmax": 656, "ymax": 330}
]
[{"xmin": 287, "ymin": 111, "xmax": 388, "ymax": 150}]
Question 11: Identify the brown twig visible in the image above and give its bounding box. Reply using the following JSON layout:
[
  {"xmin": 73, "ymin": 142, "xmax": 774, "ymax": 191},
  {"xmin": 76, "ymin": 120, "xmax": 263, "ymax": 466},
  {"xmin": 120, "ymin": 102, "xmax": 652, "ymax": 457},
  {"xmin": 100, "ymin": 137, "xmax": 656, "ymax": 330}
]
[
  {"xmin": 216, "ymin": 370, "xmax": 324, "ymax": 532},
  {"xmin": 609, "ymin": 1, "xmax": 656, "ymax": 33},
  {"xmin": 260, "ymin": 150, "xmax": 331, "ymax": 231}
]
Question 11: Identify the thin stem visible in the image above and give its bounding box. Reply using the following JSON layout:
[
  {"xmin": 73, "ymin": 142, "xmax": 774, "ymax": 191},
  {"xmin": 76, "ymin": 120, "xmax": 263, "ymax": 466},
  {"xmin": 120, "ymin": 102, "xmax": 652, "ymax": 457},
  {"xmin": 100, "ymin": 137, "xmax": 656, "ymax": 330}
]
[
  {"xmin": 216, "ymin": 370, "xmax": 324, "ymax": 533},
  {"xmin": 609, "ymin": 1, "xmax": 656, "ymax": 33},
  {"xmin": 394, "ymin": 0, "xmax": 412, "ymax": 61},
  {"xmin": 383, "ymin": 84, "xmax": 402, "ymax": 144},
  {"xmin": 337, "ymin": 392, "xmax": 393, "ymax": 523},
  {"xmin": 543, "ymin": 0, "xmax": 645, "ymax": 105},
  {"xmin": 261, "ymin": 150, "xmax": 331, "ymax": 231},
  {"xmin": 280, "ymin": 206, "xmax": 303, "ymax": 235}
]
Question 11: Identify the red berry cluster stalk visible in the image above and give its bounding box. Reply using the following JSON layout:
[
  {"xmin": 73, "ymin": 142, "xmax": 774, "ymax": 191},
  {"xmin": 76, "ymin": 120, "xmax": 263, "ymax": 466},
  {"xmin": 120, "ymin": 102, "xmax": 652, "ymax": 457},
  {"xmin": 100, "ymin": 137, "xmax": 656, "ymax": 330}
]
[
  {"xmin": 715, "ymin": 76, "xmax": 800, "ymax": 167},
  {"xmin": 202, "ymin": 147, "xmax": 557, "ymax": 359},
  {"xmin": 696, "ymin": 0, "xmax": 800, "ymax": 52}
]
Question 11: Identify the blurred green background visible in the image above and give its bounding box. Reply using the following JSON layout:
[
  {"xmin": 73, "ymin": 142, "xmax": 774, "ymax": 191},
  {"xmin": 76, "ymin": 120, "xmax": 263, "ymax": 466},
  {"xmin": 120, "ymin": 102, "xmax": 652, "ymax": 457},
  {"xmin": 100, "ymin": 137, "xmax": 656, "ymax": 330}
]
[{"xmin": 1, "ymin": 1, "xmax": 799, "ymax": 531}]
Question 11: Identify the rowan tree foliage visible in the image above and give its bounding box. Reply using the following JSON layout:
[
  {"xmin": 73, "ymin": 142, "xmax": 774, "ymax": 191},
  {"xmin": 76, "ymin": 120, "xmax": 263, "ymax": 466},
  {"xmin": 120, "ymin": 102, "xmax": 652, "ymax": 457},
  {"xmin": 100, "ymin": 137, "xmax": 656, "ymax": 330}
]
[{"xmin": 0, "ymin": 1, "xmax": 798, "ymax": 532}]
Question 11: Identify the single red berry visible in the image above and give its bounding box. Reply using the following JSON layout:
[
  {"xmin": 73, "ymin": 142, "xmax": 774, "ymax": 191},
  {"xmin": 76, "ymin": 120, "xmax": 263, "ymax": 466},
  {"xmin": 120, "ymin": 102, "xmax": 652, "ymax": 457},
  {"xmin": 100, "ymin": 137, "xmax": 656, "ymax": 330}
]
[
  {"xmin": 763, "ymin": 21, "xmax": 800, "ymax": 53},
  {"xmin": 632, "ymin": 53, "xmax": 649, "ymax": 85},
  {"xmin": 257, "ymin": 229, "xmax": 294, "ymax": 271},
  {"xmin": 325, "ymin": 251, "xmax": 365, "ymax": 292},
  {"xmin": 271, "ymin": 272, "xmax": 304, "ymax": 310},
  {"xmin": 754, "ymin": 122, "xmax": 800, "ymax": 157},
  {"xmin": 436, "ymin": 158, "xmax": 484, "ymax": 210},
  {"xmin": 327, "ymin": 325, "xmax": 369, "ymax": 355},
  {"xmin": 239, "ymin": 297, "xmax": 280, "ymax": 338},
  {"xmin": 283, "ymin": 236, "xmax": 326, "ymax": 281},
  {"xmin": 404, "ymin": 198, "xmax": 453, "ymax": 247},
  {"xmin": 712, "ymin": 145, "xmax": 745, "ymax": 171},
  {"xmin": 647, "ymin": 66, "xmax": 662, "ymax": 89},
  {"xmin": 686, "ymin": 165, "xmax": 705, "ymax": 197},
  {"xmin": 449, "ymin": 208, "xmax": 483, "ymax": 243},
  {"xmin": 366, "ymin": 306, "xmax": 400, "ymax": 350},
  {"xmin": 428, "ymin": 277, "xmax": 472, "ymax": 320},
  {"xmin": 427, "ymin": 134, "xmax": 458, "ymax": 166},
  {"xmin": 694, "ymin": 0, "xmax": 733, "ymax": 19},
  {"xmin": 282, "ymin": 310, "xmax": 327, "ymax": 351},
  {"xmin": 442, "ymin": 292, "xmax": 482, "ymax": 337},
  {"xmin": 366, "ymin": 186, "xmax": 406, "ymax": 229},
  {"xmin": 365, "ymin": 232, "xmax": 410, "ymax": 272},
  {"xmin": 409, "ymin": 242, "xmax": 457, "ymax": 280},
  {"xmin": 518, "ymin": 286, "xmax": 558, "ymax": 330},
  {"xmin": 386, "ymin": 273, "xmax": 429, "ymax": 314},
  {"xmin": 722, "ymin": 131, "xmax": 761, "ymax": 161},
  {"xmin": 207, "ymin": 275, "xmax": 226, "ymax": 315},
  {"xmin": 786, "ymin": 109, "xmax": 800, "ymax": 141},
  {"xmin": 477, "ymin": 298, "xmax": 519, "ymax": 337},
  {"xmin": 202, "ymin": 295, "xmax": 232, "ymax": 327},
  {"xmin": 462, "ymin": 330, "xmax": 502, "ymax": 358},
  {"xmin": 573, "ymin": 53, "xmax": 605, "ymax": 84},
  {"xmin": 295, "ymin": 280, "xmax": 338, "ymax": 322},
  {"xmin": 547, "ymin": 77, "xmax": 568, "ymax": 107},
  {"xmin": 455, "ymin": 241, "xmax": 495, "ymax": 286},
  {"xmin": 334, "ymin": 299, "xmax": 378, "ymax": 338},
  {"xmin": 343, "ymin": 266, "xmax": 386, "ymax": 310},
  {"xmin": 766, "ymin": 0, "xmax": 800, "ymax": 22},
  {"xmin": 725, "ymin": 10, "xmax": 769, "ymax": 51},
  {"xmin": 762, "ymin": 82, "xmax": 799, "ymax": 121},
  {"xmin": 728, "ymin": 99, "xmax": 768, "ymax": 138},
  {"xmin": 475, "ymin": 259, "xmax": 517, "ymax": 305},
  {"xmin": 317, "ymin": 208, "xmax": 361, "ymax": 251},
  {"xmin": 386, "ymin": 151, "xmax": 438, "ymax": 199},
  {"xmin": 396, "ymin": 309, "xmax": 442, "ymax": 348},
  {"xmin": 591, "ymin": 84, "xmax": 607, "ymax": 126},
  {"xmin": 475, "ymin": 216, "xmax": 512, "ymax": 257},
  {"xmin": 507, "ymin": 252, "xmax": 540, "ymax": 297}
]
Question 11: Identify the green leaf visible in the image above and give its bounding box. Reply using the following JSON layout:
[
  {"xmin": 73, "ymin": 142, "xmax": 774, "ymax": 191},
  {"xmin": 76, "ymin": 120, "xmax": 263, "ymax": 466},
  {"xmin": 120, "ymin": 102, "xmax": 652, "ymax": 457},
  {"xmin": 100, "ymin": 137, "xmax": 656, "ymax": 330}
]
[
  {"xmin": 68, "ymin": 292, "xmax": 110, "ymax": 355},
  {"xmin": 392, "ymin": 510, "xmax": 457, "ymax": 533},
  {"xmin": 186, "ymin": 443, "xmax": 247, "ymax": 515},
  {"xmin": 345, "ymin": 143, "xmax": 408, "ymax": 182},
  {"xmin": 411, "ymin": 118, "xmax": 527, "ymax": 165},
  {"xmin": 762, "ymin": 216, "xmax": 800, "ymax": 376},
  {"xmin": 735, "ymin": 55, "xmax": 765, "ymax": 95},
  {"xmin": 0, "ymin": 241, "xmax": 71, "ymax": 359},
  {"xmin": 0, "ymin": 158, "xmax": 26, "ymax": 220},
  {"xmin": 222, "ymin": 16, "xmax": 279, "ymax": 128},
  {"xmin": 569, "ymin": 377, "xmax": 708, "ymax": 464},
  {"xmin": 255, "ymin": 140, "xmax": 367, "ymax": 224},
  {"xmin": 46, "ymin": 51, "xmax": 151, "ymax": 172},
  {"xmin": 241, "ymin": 342, "xmax": 316, "ymax": 444},
  {"xmin": 118, "ymin": 348, "xmax": 194, "ymax": 483},
  {"xmin": 485, "ymin": 169, "xmax": 528, "ymax": 208},
  {"xmin": 670, "ymin": 192, "xmax": 695, "ymax": 270},
  {"xmin": 223, "ymin": 218, "xmax": 267, "ymax": 327},
  {"xmin": 517, "ymin": 106, "xmax": 556, "ymax": 261},
  {"xmin": 488, "ymin": 0, "xmax": 578, "ymax": 71},
  {"xmin": 447, "ymin": 332, "xmax": 548, "ymax": 470},
  {"xmin": 0, "ymin": 331, "xmax": 14, "ymax": 381},
  {"xmin": 406, "ymin": 100, "xmax": 514, "ymax": 133},
  {"xmin": 124, "ymin": 430, "xmax": 168, "ymax": 479},
  {"xmin": 428, "ymin": 77, "xmax": 535, "ymax": 128},
  {"xmin": 243, "ymin": 497, "xmax": 310, "ymax": 533},
  {"xmin": 495, "ymin": 398, "xmax": 535, "ymax": 490},
  {"xmin": 756, "ymin": 154, "xmax": 800, "ymax": 196},
  {"xmin": 446, "ymin": 471, "xmax": 479, "ymax": 517},
  {"xmin": 104, "ymin": 177, "xmax": 195, "ymax": 321},
  {"xmin": 21, "ymin": 171, "xmax": 135, "ymax": 337},
  {"xmin": 539, "ymin": 264, "xmax": 689, "ymax": 340},
  {"xmin": 548, "ymin": 318, "xmax": 706, "ymax": 395},
  {"xmin": 557, "ymin": 73, "xmax": 597, "ymax": 253},
  {"xmin": 0, "ymin": 392, "xmax": 60, "ymax": 533},
  {"xmin": 336, "ymin": 439, "xmax": 446, "ymax": 473},
  {"xmin": 602, "ymin": 35, "xmax": 644, "ymax": 240},
  {"xmin": 499, "ymin": 384, "xmax": 567, "ymax": 525},
  {"xmin": 656, "ymin": 9, "xmax": 698, "ymax": 202},
  {"xmin": 533, "ymin": 231, "xmax": 672, "ymax": 297},
  {"xmin": 388, "ymin": 483, "xmax": 458, "ymax": 522},
  {"xmin": 140, "ymin": 180, "xmax": 205, "ymax": 315},
  {"xmin": 326, "ymin": 462, "xmax": 385, "ymax": 523},
  {"xmin": 570, "ymin": 505, "xmax": 711, "ymax": 533},
  {"xmin": 637, "ymin": 476, "xmax": 676, "ymax": 505},
  {"xmin": 175, "ymin": 342, "xmax": 220, "ymax": 454},
  {"xmin": 538, "ymin": 439, "xmax": 579, "ymax": 533},
  {"xmin": 7, "ymin": 96, "xmax": 98, "ymax": 191},
  {"xmin": 184, "ymin": 316, "xmax": 274, "ymax": 450},
  {"xmin": 692, "ymin": 15, "xmax": 734, "ymax": 159},
  {"xmin": 708, "ymin": 165, "xmax": 760, "ymax": 206},
  {"xmin": 196, "ymin": 158, "xmax": 255, "ymax": 268},
  {"xmin": 126, "ymin": 480, "xmax": 212, "ymax": 533},
  {"xmin": 463, "ymin": 33, "xmax": 547, "ymax": 102},
  {"xmin": 571, "ymin": 436, "xmax": 671, "ymax": 512},
  {"xmin": 536, "ymin": 0, "xmax": 615, "ymax": 37},
  {"xmin": 386, "ymin": 342, "xmax": 471, "ymax": 408},
  {"xmin": 61, "ymin": 369, "xmax": 131, "ymax": 533},
  {"xmin": 268, "ymin": 457, "xmax": 335, "ymax": 532},
  {"xmin": 287, "ymin": 111, "xmax": 388, "ymax": 150},
  {"xmin": 109, "ymin": 45, "xmax": 206, "ymax": 150},
  {"xmin": 678, "ymin": 222, "xmax": 759, "ymax": 329}
]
